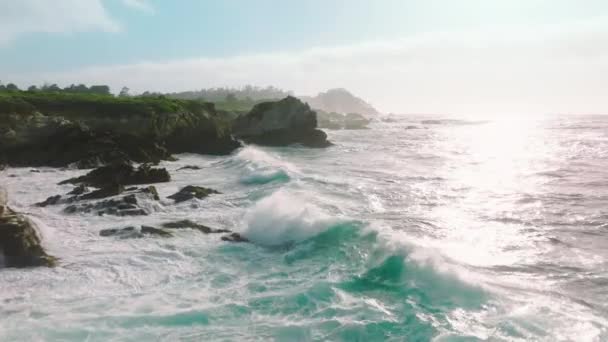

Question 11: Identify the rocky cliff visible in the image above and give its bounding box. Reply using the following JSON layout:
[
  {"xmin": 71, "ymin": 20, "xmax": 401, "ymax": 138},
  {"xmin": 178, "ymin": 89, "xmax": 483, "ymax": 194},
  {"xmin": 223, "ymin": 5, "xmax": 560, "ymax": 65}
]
[{"xmin": 0, "ymin": 93, "xmax": 241, "ymax": 167}]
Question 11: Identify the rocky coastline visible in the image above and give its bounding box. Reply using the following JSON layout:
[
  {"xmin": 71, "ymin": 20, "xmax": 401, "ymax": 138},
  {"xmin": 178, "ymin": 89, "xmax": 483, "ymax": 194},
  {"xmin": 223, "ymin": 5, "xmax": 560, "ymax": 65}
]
[{"xmin": 0, "ymin": 93, "xmax": 329, "ymax": 268}]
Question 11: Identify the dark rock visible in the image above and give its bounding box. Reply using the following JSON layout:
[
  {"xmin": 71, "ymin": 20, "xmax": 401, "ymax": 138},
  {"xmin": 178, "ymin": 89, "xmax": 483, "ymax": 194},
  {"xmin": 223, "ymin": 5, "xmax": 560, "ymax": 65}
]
[
  {"xmin": 167, "ymin": 185, "xmax": 220, "ymax": 203},
  {"xmin": 100, "ymin": 226, "xmax": 173, "ymax": 238},
  {"xmin": 1, "ymin": 188, "xmax": 57, "ymax": 268},
  {"xmin": 0, "ymin": 118, "xmax": 171, "ymax": 168},
  {"xmin": 233, "ymin": 96, "xmax": 332, "ymax": 147},
  {"xmin": 30, "ymin": 169, "xmax": 41, "ymax": 173},
  {"xmin": 67, "ymin": 184, "xmax": 89, "ymax": 196},
  {"xmin": 177, "ymin": 165, "xmax": 202, "ymax": 171},
  {"xmin": 0, "ymin": 164, "xmax": 6, "ymax": 171},
  {"xmin": 64, "ymin": 191, "xmax": 155, "ymax": 217},
  {"xmin": 35, "ymin": 195, "xmax": 62, "ymax": 207},
  {"xmin": 161, "ymin": 219, "xmax": 230, "ymax": 234},
  {"xmin": 141, "ymin": 225, "xmax": 173, "ymax": 237},
  {"xmin": 221, "ymin": 232, "xmax": 249, "ymax": 243},
  {"xmin": 60, "ymin": 162, "xmax": 170, "ymax": 187},
  {"xmin": 164, "ymin": 102, "xmax": 242, "ymax": 155},
  {"xmin": 99, "ymin": 226, "xmax": 135, "ymax": 237},
  {"xmin": 79, "ymin": 183, "xmax": 124, "ymax": 200}
]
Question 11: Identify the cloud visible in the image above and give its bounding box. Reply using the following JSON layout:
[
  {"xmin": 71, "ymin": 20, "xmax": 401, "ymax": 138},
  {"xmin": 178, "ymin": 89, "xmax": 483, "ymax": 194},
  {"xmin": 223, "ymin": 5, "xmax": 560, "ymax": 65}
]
[
  {"xmin": 121, "ymin": 0, "xmax": 154, "ymax": 14},
  {"xmin": 0, "ymin": 0, "xmax": 120, "ymax": 46},
  {"xmin": 7, "ymin": 19, "xmax": 608, "ymax": 115}
]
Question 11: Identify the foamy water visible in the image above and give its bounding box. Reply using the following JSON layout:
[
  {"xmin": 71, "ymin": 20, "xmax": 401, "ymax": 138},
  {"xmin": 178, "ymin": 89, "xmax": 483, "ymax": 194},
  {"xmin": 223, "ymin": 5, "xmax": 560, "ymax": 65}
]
[{"xmin": 1, "ymin": 115, "xmax": 607, "ymax": 341}]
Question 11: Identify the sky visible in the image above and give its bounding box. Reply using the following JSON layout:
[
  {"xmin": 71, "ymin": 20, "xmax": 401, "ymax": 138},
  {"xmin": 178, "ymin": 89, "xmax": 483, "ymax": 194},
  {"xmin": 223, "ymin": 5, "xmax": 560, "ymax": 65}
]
[{"xmin": 1, "ymin": 0, "xmax": 608, "ymax": 115}]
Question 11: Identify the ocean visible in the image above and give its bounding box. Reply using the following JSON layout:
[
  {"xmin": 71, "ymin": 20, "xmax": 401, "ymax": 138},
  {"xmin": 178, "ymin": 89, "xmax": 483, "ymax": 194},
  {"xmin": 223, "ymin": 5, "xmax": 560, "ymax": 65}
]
[{"xmin": 1, "ymin": 115, "xmax": 607, "ymax": 341}]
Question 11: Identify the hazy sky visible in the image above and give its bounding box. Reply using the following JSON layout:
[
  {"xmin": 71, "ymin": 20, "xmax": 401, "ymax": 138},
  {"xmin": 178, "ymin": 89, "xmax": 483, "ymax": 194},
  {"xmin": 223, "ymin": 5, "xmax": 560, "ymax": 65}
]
[{"xmin": 2, "ymin": 0, "xmax": 608, "ymax": 114}]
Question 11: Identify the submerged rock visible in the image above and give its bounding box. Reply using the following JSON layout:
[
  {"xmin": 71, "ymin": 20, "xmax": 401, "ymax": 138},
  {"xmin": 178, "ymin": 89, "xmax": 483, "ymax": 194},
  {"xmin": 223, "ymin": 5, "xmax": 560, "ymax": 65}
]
[
  {"xmin": 35, "ymin": 194, "xmax": 62, "ymax": 207},
  {"xmin": 60, "ymin": 162, "xmax": 170, "ymax": 187},
  {"xmin": 177, "ymin": 165, "xmax": 202, "ymax": 171},
  {"xmin": 167, "ymin": 185, "xmax": 220, "ymax": 203},
  {"xmin": 141, "ymin": 225, "xmax": 173, "ymax": 237},
  {"xmin": 99, "ymin": 226, "xmax": 173, "ymax": 238},
  {"xmin": 67, "ymin": 184, "xmax": 89, "ymax": 196},
  {"xmin": 317, "ymin": 111, "xmax": 371, "ymax": 130},
  {"xmin": 0, "ymin": 188, "xmax": 57, "ymax": 268},
  {"xmin": 221, "ymin": 232, "xmax": 249, "ymax": 243},
  {"xmin": 233, "ymin": 96, "xmax": 331, "ymax": 147},
  {"xmin": 161, "ymin": 219, "xmax": 230, "ymax": 234}
]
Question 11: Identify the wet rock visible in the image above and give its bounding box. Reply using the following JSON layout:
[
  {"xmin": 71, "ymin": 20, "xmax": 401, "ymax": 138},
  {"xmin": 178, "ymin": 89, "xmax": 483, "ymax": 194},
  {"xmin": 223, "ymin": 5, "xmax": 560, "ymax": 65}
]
[
  {"xmin": 221, "ymin": 232, "xmax": 249, "ymax": 243},
  {"xmin": 167, "ymin": 185, "xmax": 220, "ymax": 203},
  {"xmin": 60, "ymin": 162, "xmax": 170, "ymax": 187},
  {"xmin": 64, "ymin": 192, "xmax": 153, "ymax": 217},
  {"xmin": 233, "ymin": 96, "xmax": 331, "ymax": 147},
  {"xmin": 141, "ymin": 225, "xmax": 173, "ymax": 237},
  {"xmin": 67, "ymin": 184, "xmax": 89, "ymax": 196},
  {"xmin": 177, "ymin": 165, "xmax": 202, "ymax": 171},
  {"xmin": 161, "ymin": 219, "xmax": 230, "ymax": 234},
  {"xmin": 1, "ymin": 188, "xmax": 57, "ymax": 268},
  {"xmin": 79, "ymin": 183, "xmax": 124, "ymax": 200},
  {"xmin": 99, "ymin": 226, "xmax": 137, "ymax": 237},
  {"xmin": 35, "ymin": 195, "xmax": 62, "ymax": 207},
  {"xmin": 100, "ymin": 225, "xmax": 173, "ymax": 238}
]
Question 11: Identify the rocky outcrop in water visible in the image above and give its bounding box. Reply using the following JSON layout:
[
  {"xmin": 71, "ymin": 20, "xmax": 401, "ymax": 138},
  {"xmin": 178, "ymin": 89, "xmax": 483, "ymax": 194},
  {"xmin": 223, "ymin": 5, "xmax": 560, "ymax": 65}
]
[
  {"xmin": 0, "ymin": 187, "xmax": 57, "ymax": 268},
  {"xmin": 64, "ymin": 191, "xmax": 156, "ymax": 216},
  {"xmin": 60, "ymin": 163, "xmax": 170, "ymax": 187},
  {"xmin": 167, "ymin": 185, "xmax": 220, "ymax": 203},
  {"xmin": 233, "ymin": 96, "xmax": 331, "ymax": 147},
  {"xmin": 100, "ymin": 225, "xmax": 173, "ymax": 238},
  {"xmin": 317, "ymin": 111, "xmax": 371, "ymax": 130},
  {"xmin": 161, "ymin": 220, "xmax": 230, "ymax": 234}
]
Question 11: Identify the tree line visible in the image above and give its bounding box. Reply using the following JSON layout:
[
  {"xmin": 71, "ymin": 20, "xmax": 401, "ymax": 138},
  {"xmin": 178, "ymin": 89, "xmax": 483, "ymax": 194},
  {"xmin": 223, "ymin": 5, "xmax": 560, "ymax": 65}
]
[{"xmin": 0, "ymin": 82, "xmax": 130, "ymax": 97}]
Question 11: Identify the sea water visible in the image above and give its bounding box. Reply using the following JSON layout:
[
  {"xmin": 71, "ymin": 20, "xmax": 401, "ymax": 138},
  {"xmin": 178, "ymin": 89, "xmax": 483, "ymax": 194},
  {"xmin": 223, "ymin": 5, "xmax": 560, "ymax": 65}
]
[{"xmin": 1, "ymin": 115, "xmax": 607, "ymax": 341}]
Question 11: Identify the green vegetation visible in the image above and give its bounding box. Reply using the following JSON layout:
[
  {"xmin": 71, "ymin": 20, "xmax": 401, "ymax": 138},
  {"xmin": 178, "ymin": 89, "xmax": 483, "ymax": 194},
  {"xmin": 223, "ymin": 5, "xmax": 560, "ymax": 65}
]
[{"xmin": 0, "ymin": 89, "xmax": 212, "ymax": 119}]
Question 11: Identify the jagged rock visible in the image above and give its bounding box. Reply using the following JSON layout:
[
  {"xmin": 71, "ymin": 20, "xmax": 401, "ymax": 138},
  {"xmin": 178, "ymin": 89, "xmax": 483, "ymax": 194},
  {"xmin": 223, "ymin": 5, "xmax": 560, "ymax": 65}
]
[
  {"xmin": 177, "ymin": 165, "xmax": 202, "ymax": 171},
  {"xmin": 60, "ymin": 162, "xmax": 170, "ymax": 187},
  {"xmin": 167, "ymin": 185, "xmax": 220, "ymax": 203},
  {"xmin": 1, "ymin": 188, "xmax": 57, "ymax": 268},
  {"xmin": 0, "ymin": 117, "xmax": 170, "ymax": 168},
  {"xmin": 221, "ymin": 232, "xmax": 249, "ymax": 243},
  {"xmin": 161, "ymin": 219, "xmax": 230, "ymax": 234},
  {"xmin": 233, "ymin": 96, "xmax": 331, "ymax": 147},
  {"xmin": 64, "ymin": 191, "xmax": 154, "ymax": 216},
  {"xmin": 67, "ymin": 184, "xmax": 89, "ymax": 196},
  {"xmin": 79, "ymin": 183, "xmax": 124, "ymax": 200}
]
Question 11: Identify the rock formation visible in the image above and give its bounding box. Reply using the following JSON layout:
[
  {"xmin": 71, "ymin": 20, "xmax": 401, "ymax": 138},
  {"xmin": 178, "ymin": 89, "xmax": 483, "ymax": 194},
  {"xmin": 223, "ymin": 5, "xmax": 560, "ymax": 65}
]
[{"xmin": 232, "ymin": 96, "xmax": 331, "ymax": 147}]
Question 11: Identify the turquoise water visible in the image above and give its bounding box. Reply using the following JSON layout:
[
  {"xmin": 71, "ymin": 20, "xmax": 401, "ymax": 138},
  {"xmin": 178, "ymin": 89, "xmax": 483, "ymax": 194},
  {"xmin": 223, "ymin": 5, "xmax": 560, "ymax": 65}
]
[{"xmin": 1, "ymin": 115, "xmax": 608, "ymax": 341}]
